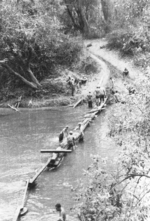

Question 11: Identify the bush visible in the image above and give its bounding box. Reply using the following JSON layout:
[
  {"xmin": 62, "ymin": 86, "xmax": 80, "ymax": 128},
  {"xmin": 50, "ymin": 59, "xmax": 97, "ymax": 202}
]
[
  {"xmin": 0, "ymin": 1, "xmax": 82, "ymax": 93},
  {"xmin": 106, "ymin": 28, "xmax": 147, "ymax": 56}
]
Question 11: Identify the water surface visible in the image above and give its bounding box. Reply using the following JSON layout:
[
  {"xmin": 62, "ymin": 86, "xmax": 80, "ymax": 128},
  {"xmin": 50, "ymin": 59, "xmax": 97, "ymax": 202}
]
[{"xmin": 0, "ymin": 106, "xmax": 119, "ymax": 221}]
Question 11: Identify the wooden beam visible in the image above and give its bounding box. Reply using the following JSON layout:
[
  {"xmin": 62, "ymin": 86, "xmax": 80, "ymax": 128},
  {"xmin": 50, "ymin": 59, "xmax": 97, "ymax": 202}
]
[
  {"xmin": 40, "ymin": 149, "xmax": 72, "ymax": 153},
  {"xmin": 13, "ymin": 207, "xmax": 21, "ymax": 221},
  {"xmin": 29, "ymin": 158, "xmax": 51, "ymax": 185},
  {"xmin": 73, "ymin": 98, "xmax": 83, "ymax": 108},
  {"xmin": 13, "ymin": 180, "xmax": 29, "ymax": 221},
  {"xmin": 20, "ymin": 180, "xmax": 29, "ymax": 209}
]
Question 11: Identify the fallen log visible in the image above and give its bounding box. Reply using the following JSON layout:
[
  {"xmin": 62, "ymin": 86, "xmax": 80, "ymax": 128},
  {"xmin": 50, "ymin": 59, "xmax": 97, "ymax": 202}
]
[
  {"xmin": 73, "ymin": 98, "xmax": 83, "ymax": 108},
  {"xmin": 81, "ymin": 99, "xmax": 107, "ymax": 131},
  {"xmin": 40, "ymin": 149, "xmax": 72, "ymax": 153},
  {"xmin": 13, "ymin": 180, "xmax": 29, "ymax": 221},
  {"xmin": 80, "ymin": 118, "xmax": 91, "ymax": 132},
  {"xmin": 20, "ymin": 180, "xmax": 29, "ymax": 215},
  {"xmin": 87, "ymin": 99, "xmax": 107, "ymax": 114},
  {"xmin": 29, "ymin": 158, "xmax": 51, "ymax": 186},
  {"xmin": 87, "ymin": 43, "xmax": 92, "ymax": 47},
  {"xmin": 88, "ymin": 107, "xmax": 105, "ymax": 114},
  {"xmin": 13, "ymin": 207, "xmax": 21, "ymax": 221},
  {"xmin": 7, "ymin": 104, "xmax": 19, "ymax": 112}
]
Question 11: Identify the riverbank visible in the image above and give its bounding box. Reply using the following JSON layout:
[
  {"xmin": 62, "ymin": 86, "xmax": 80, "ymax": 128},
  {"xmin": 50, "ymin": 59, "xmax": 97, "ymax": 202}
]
[
  {"xmin": 76, "ymin": 39, "xmax": 150, "ymax": 220},
  {"xmin": 0, "ymin": 51, "xmax": 104, "ymax": 109}
]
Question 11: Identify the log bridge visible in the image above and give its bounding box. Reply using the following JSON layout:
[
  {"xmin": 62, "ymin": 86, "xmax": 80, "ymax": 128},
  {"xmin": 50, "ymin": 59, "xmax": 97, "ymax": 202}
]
[
  {"xmin": 13, "ymin": 98, "xmax": 107, "ymax": 220},
  {"xmin": 29, "ymin": 98, "xmax": 107, "ymax": 187}
]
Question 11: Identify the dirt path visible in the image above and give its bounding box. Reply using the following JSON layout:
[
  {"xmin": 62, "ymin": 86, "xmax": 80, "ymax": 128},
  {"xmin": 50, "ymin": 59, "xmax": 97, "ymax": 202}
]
[
  {"xmin": 85, "ymin": 39, "xmax": 147, "ymax": 84},
  {"xmin": 79, "ymin": 48, "xmax": 111, "ymax": 99}
]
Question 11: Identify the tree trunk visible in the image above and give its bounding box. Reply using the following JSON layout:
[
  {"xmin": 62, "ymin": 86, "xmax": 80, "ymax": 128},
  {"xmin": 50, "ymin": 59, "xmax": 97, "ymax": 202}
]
[
  {"xmin": 64, "ymin": 0, "xmax": 90, "ymax": 35},
  {"xmin": 1, "ymin": 63, "xmax": 38, "ymax": 89},
  {"xmin": 77, "ymin": 0, "xmax": 89, "ymax": 34},
  {"xmin": 66, "ymin": 5, "xmax": 81, "ymax": 30},
  {"xmin": 27, "ymin": 68, "xmax": 41, "ymax": 88},
  {"xmin": 101, "ymin": 0, "xmax": 109, "ymax": 22}
]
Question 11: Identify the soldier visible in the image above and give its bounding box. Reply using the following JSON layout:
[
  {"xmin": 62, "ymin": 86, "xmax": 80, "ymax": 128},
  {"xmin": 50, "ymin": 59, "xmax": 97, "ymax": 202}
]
[
  {"xmin": 14, "ymin": 96, "xmax": 22, "ymax": 108},
  {"xmin": 67, "ymin": 77, "xmax": 75, "ymax": 96},
  {"xmin": 95, "ymin": 86, "xmax": 101, "ymax": 106},
  {"xmin": 123, "ymin": 68, "xmax": 129, "ymax": 77},
  {"xmin": 59, "ymin": 126, "xmax": 69, "ymax": 143},
  {"xmin": 78, "ymin": 123, "xmax": 84, "ymax": 142},
  {"xmin": 87, "ymin": 92, "xmax": 93, "ymax": 108},
  {"xmin": 95, "ymin": 86, "xmax": 106, "ymax": 106},
  {"xmin": 110, "ymin": 77, "xmax": 114, "ymax": 93},
  {"xmin": 55, "ymin": 203, "xmax": 66, "ymax": 221},
  {"xmin": 67, "ymin": 131, "xmax": 75, "ymax": 150},
  {"xmin": 99, "ymin": 86, "xmax": 106, "ymax": 104}
]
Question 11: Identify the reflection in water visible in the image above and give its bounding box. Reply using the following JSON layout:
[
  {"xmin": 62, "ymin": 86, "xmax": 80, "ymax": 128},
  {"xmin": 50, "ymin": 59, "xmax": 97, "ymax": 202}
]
[{"xmin": 0, "ymin": 107, "xmax": 119, "ymax": 221}]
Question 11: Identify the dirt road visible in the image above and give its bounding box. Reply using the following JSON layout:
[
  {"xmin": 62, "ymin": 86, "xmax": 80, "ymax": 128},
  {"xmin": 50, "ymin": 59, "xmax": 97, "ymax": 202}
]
[{"xmin": 85, "ymin": 39, "xmax": 146, "ymax": 83}]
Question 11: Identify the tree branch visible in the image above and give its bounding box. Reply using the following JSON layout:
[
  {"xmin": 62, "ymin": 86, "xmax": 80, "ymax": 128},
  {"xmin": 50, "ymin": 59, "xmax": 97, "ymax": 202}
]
[
  {"xmin": 1, "ymin": 63, "xmax": 38, "ymax": 89},
  {"xmin": 118, "ymin": 173, "xmax": 150, "ymax": 185}
]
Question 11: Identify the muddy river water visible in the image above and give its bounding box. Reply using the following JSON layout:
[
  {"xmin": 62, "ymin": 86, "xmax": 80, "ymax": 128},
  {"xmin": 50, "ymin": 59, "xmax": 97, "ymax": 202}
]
[{"xmin": 0, "ymin": 106, "xmax": 119, "ymax": 221}]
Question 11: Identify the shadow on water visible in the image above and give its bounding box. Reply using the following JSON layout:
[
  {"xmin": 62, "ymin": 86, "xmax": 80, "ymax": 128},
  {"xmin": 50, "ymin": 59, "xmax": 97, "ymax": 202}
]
[{"xmin": 0, "ymin": 105, "xmax": 119, "ymax": 221}]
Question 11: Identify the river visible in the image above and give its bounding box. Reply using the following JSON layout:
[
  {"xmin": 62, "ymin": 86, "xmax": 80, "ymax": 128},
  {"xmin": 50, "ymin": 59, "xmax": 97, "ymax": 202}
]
[{"xmin": 0, "ymin": 106, "xmax": 119, "ymax": 221}]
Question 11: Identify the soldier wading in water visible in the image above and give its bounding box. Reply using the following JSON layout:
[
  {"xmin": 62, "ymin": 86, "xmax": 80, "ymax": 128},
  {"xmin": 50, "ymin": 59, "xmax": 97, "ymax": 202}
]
[
  {"xmin": 67, "ymin": 131, "xmax": 76, "ymax": 150},
  {"xmin": 55, "ymin": 203, "xmax": 66, "ymax": 221}
]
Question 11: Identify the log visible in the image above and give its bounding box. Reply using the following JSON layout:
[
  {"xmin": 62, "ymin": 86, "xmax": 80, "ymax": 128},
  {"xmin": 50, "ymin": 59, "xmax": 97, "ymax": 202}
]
[
  {"xmin": 88, "ymin": 108, "xmax": 99, "ymax": 113},
  {"xmin": 13, "ymin": 207, "xmax": 21, "ymax": 221},
  {"xmin": 13, "ymin": 180, "xmax": 29, "ymax": 221},
  {"xmin": 20, "ymin": 180, "xmax": 29, "ymax": 209},
  {"xmin": 80, "ymin": 118, "xmax": 91, "ymax": 132},
  {"xmin": 40, "ymin": 149, "xmax": 72, "ymax": 153},
  {"xmin": 87, "ymin": 43, "xmax": 92, "ymax": 47},
  {"xmin": 7, "ymin": 104, "xmax": 19, "ymax": 112},
  {"xmin": 29, "ymin": 158, "xmax": 51, "ymax": 185},
  {"xmin": 88, "ymin": 100, "xmax": 107, "ymax": 114},
  {"xmin": 73, "ymin": 98, "xmax": 83, "ymax": 108}
]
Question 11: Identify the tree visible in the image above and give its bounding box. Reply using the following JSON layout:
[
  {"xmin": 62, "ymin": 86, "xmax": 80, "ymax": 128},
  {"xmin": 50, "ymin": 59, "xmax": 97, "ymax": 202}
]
[
  {"xmin": 0, "ymin": 0, "xmax": 81, "ymax": 91},
  {"xmin": 63, "ymin": 0, "xmax": 99, "ymax": 36}
]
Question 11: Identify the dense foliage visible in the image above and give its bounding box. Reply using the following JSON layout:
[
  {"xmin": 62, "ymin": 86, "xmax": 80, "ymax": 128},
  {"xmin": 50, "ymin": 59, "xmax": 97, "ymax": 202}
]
[
  {"xmin": 106, "ymin": 0, "xmax": 150, "ymax": 67},
  {"xmin": 72, "ymin": 69, "xmax": 150, "ymax": 220},
  {"xmin": 0, "ymin": 0, "xmax": 82, "ymax": 95}
]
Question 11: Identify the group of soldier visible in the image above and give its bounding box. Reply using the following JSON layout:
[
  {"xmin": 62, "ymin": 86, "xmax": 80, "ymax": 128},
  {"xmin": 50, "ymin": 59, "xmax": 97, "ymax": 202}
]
[
  {"xmin": 54, "ymin": 68, "xmax": 134, "ymax": 221},
  {"xmin": 58, "ymin": 122, "xmax": 84, "ymax": 151},
  {"xmin": 66, "ymin": 76, "xmax": 87, "ymax": 96},
  {"xmin": 87, "ymin": 86, "xmax": 106, "ymax": 109}
]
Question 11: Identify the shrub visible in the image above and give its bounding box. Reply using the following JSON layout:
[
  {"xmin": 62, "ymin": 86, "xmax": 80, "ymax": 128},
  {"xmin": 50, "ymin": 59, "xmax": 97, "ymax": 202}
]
[
  {"xmin": 106, "ymin": 28, "xmax": 147, "ymax": 56},
  {"xmin": 0, "ymin": 1, "xmax": 82, "ymax": 93}
]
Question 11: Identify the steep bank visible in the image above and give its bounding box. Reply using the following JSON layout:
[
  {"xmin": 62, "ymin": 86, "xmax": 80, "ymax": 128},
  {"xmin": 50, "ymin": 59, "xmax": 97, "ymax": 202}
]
[
  {"xmin": 76, "ymin": 39, "xmax": 150, "ymax": 221},
  {"xmin": 0, "ymin": 49, "xmax": 110, "ymax": 109}
]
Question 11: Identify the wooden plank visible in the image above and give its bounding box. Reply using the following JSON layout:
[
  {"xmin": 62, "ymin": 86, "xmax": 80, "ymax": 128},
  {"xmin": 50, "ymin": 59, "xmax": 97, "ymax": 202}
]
[
  {"xmin": 73, "ymin": 98, "xmax": 83, "ymax": 108},
  {"xmin": 40, "ymin": 149, "xmax": 72, "ymax": 153},
  {"xmin": 29, "ymin": 158, "xmax": 51, "ymax": 185}
]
